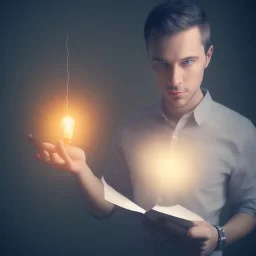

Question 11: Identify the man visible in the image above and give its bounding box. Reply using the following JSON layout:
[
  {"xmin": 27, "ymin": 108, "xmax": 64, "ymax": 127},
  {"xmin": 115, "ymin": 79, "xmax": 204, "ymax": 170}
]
[{"xmin": 28, "ymin": 0, "xmax": 256, "ymax": 255}]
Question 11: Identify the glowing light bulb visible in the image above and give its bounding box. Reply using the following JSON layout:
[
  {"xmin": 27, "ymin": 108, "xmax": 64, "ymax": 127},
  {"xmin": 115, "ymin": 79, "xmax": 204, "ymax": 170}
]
[
  {"xmin": 61, "ymin": 116, "xmax": 75, "ymax": 141},
  {"xmin": 61, "ymin": 34, "xmax": 75, "ymax": 143}
]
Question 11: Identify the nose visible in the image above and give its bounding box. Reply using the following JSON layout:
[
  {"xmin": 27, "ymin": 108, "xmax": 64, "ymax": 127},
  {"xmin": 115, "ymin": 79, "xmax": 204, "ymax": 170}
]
[{"xmin": 167, "ymin": 65, "xmax": 183, "ymax": 87}]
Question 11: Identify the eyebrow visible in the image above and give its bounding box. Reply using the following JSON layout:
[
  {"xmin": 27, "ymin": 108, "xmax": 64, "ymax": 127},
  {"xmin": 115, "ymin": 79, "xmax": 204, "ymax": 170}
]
[{"xmin": 151, "ymin": 56, "xmax": 199, "ymax": 62}]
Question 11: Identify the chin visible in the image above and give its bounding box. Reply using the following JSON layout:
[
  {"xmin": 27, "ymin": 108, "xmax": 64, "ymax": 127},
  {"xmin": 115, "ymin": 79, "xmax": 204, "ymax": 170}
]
[
  {"xmin": 164, "ymin": 95, "xmax": 189, "ymax": 108},
  {"xmin": 169, "ymin": 101, "xmax": 189, "ymax": 108}
]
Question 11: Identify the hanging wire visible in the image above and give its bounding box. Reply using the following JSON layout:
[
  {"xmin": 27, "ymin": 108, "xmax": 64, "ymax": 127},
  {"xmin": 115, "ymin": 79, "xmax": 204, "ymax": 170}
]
[{"xmin": 65, "ymin": 32, "xmax": 69, "ymax": 116}]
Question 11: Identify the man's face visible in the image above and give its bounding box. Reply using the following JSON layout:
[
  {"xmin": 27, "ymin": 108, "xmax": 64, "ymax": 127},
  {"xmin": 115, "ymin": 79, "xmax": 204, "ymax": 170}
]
[{"xmin": 148, "ymin": 26, "xmax": 213, "ymax": 109}]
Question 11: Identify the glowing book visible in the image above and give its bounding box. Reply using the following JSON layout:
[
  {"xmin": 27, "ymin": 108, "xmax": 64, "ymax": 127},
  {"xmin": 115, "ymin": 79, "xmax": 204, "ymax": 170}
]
[{"xmin": 102, "ymin": 177, "xmax": 204, "ymax": 237}]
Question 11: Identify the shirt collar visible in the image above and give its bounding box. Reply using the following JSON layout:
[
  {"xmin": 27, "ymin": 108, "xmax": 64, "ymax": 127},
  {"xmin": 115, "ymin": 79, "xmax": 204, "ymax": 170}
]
[
  {"xmin": 155, "ymin": 87, "xmax": 212, "ymax": 126},
  {"xmin": 193, "ymin": 88, "xmax": 212, "ymax": 126}
]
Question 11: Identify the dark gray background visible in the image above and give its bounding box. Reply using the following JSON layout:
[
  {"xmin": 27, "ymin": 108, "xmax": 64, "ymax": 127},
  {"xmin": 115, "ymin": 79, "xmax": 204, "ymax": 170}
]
[{"xmin": 2, "ymin": 0, "xmax": 256, "ymax": 255}]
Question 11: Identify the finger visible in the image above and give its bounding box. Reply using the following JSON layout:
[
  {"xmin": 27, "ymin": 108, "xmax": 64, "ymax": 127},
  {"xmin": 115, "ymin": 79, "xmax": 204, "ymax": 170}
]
[
  {"xmin": 49, "ymin": 153, "xmax": 66, "ymax": 170},
  {"xmin": 42, "ymin": 150, "xmax": 50, "ymax": 162},
  {"xmin": 49, "ymin": 152, "xmax": 65, "ymax": 165},
  {"xmin": 56, "ymin": 140, "xmax": 73, "ymax": 167},
  {"xmin": 187, "ymin": 226, "xmax": 211, "ymax": 240},
  {"xmin": 36, "ymin": 145, "xmax": 56, "ymax": 160},
  {"xmin": 35, "ymin": 153, "xmax": 41, "ymax": 160},
  {"xmin": 28, "ymin": 134, "xmax": 56, "ymax": 153},
  {"xmin": 41, "ymin": 143, "xmax": 56, "ymax": 153},
  {"xmin": 35, "ymin": 151, "xmax": 49, "ymax": 164},
  {"xmin": 49, "ymin": 152, "xmax": 56, "ymax": 164}
]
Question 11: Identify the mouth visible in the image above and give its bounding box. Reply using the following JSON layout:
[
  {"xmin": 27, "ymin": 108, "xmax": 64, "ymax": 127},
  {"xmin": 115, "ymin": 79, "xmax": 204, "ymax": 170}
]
[{"xmin": 167, "ymin": 91, "xmax": 186, "ymax": 95}]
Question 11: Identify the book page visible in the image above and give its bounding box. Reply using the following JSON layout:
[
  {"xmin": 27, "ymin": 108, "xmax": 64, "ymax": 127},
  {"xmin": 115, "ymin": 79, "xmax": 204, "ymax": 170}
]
[
  {"xmin": 102, "ymin": 177, "xmax": 204, "ymax": 221},
  {"xmin": 101, "ymin": 177, "xmax": 146, "ymax": 214}
]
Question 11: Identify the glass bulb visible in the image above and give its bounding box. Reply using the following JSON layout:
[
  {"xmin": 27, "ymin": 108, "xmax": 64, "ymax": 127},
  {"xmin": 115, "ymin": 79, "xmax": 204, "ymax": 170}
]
[{"xmin": 61, "ymin": 116, "xmax": 75, "ymax": 141}]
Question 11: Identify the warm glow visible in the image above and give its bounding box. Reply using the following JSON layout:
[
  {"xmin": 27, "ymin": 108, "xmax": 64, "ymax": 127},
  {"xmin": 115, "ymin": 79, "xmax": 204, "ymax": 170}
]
[
  {"xmin": 133, "ymin": 138, "xmax": 201, "ymax": 203},
  {"xmin": 159, "ymin": 152, "xmax": 193, "ymax": 194},
  {"xmin": 61, "ymin": 116, "xmax": 75, "ymax": 141}
]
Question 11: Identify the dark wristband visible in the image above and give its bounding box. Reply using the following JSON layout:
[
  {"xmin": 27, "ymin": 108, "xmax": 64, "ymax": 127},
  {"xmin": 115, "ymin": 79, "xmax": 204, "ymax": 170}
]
[{"xmin": 214, "ymin": 225, "xmax": 226, "ymax": 251}]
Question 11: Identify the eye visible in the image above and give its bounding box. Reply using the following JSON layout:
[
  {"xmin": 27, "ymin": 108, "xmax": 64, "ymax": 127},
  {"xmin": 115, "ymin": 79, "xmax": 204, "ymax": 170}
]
[
  {"xmin": 163, "ymin": 62, "xmax": 171, "ymax": 68},
  {"xmin": 157, "ymin": 61, "xmax": 169, "ymax": 67},
  {"xmin": 152, "ymin": 60, "xmax": 170, "ymax": 69},
  {"xmin": 182, "ymin": 60, "xmax": 194, "ymax": 66}
]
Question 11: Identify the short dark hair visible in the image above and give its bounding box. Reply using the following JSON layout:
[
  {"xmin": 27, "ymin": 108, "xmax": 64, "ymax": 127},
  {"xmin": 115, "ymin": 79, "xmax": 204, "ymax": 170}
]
[{"xmin": 144, "ymin": 0, "xmax": 211, "ymax": 53}]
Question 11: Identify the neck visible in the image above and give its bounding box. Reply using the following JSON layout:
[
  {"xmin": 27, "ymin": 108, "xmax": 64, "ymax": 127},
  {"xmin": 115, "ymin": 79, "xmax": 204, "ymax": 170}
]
[{"xmin": 163, "ymin": 88, "xmax": 204, "ymax": 123}]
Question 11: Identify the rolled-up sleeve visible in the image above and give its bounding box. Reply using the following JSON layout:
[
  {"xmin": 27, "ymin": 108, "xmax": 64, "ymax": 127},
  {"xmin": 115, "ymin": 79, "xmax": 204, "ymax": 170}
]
[
  {"xmin": 102, "ymin": 124, "xmax": 133, "ymax": 201},
  {"xmin": 228, "ymin": 122, "xmax": 256, "ymax": 218}
]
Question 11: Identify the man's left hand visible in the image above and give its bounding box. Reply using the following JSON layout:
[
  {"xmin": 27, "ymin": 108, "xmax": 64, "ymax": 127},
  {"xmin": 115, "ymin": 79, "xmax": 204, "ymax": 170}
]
[{"xmin": 186, "ymin": 221, "xmax": 219, "ymax": 256}]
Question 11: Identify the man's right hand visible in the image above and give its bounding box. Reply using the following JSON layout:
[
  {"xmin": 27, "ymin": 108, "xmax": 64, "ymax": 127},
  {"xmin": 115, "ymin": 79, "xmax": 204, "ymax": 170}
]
[
  {"xmin": 27, "ymin": 134, "xmax": 87, "ymax": 174},
  {"xmin": 27, "ymin": 134, "xmax": 115, "ymax": 217}
]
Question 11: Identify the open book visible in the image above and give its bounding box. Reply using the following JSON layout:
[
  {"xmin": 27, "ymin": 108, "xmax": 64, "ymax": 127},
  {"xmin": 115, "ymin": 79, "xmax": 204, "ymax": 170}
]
[{"xmin": 102, "ymin": 177, "xmax": 204, "ymax": 237}]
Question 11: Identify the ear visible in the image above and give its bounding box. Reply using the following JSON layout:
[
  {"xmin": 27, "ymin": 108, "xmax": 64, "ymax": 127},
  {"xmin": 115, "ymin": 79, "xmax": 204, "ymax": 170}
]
[{"xmin": 204, "ymin": 45, "xmax": 214, "ymax": 69}]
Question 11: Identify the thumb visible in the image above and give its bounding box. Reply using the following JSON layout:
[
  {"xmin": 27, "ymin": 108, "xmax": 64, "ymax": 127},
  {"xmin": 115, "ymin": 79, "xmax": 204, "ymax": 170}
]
[{"xmin": 187, "ymin": 225, "xmax": 210, "ymax": 240}]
